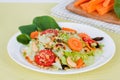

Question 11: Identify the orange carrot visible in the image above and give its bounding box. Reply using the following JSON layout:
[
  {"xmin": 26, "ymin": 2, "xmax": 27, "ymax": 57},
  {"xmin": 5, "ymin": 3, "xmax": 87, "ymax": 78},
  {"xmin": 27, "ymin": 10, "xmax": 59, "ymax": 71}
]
[
  {"xmin": 76, "ymin": 58, "xmax": 84, "ymax": 68},
  {"xmin": 86, "ymin": 43, "xmax": 96, "ymax": 50},
  {"xmin": 62, "ymin": 27, "xmax": 77, "ymax": 33},
  {"xmin": 89, "ymin": 0, "xmax": 105, "ymax": 5},
  {"xmin": 96, "ymin": 2, "xmax": 114, "ymax": 15},
  {"xmin": 74, "ymin": 0, "xmax": 90, "ymax": 7},
  {"xmin": 78, "ymin": 33, "xmax": 91, "ymax": 39},
  {"xmin": 80, "ymin": 2, "xmax": 89, "ymax": 11},
  {"xmin": 87, "ymin": 0, "xmax": 105, "ymax": 13},
  {"xmin": 103, "ymin": 0, "xmax": 111, "ymax": 7},
  {"xmin": 68, "ymin": 38, "xmax": 83, "ymax": 51},
  {"xmin": 25, "ymin": 56, "xmax": 33, "ymax": 63},
  {"xmin": 30, "ymin": 31, "xmax": 39, "ymax": 39}
]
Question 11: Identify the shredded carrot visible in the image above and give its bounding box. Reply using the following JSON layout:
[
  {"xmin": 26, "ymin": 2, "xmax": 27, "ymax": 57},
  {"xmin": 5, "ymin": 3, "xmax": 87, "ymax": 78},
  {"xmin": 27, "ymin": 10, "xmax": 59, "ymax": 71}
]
[
  {"xmin": 25, "ymin": 56, "xmax": 33, "ymax": 63},
  {"xmin": 68, "ymin": 38, "xmax": 83, "ymax": 51},
  {"xmin": 51, "ymin": 37, "xmax": 55, "ymax": 41},
  {"xmin": 30, "ymin": 31, "xmax": 39, "ymax": 39},
  {"xmin": 76, "ymin": 58, "xmax": 84, "ymax": 68},
  {"xmin": 78, "ymin": 33, "xmax": 91, "ymax": 39},
  {"xmin": 86, "ymin": 43, "xmax": 96, "ymax": 50},
  {"xmin": 103, "ymin": 0, "xmax": 111, "ymax": 7},
  {"xmin": 96, "ymin": 2, "xmax": 114, "ymax": 15},
  {"xmin": 74, "ymin": 0, "xmax": 89, "ymax": 7},
  {"xmin": 62, "ymin": 27, "xmax": 77, "ymax": 33}
]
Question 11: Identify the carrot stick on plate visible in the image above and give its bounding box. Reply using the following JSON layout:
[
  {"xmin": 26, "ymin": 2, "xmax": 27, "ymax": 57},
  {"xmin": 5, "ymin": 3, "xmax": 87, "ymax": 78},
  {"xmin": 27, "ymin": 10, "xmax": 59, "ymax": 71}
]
[
  {"xmin": 62, "ymin": 27, "xmax": 77, "ymax": 33},
  {"xmin": 76, "ymin": 58, "xmax": 84, "ymax": 68}
]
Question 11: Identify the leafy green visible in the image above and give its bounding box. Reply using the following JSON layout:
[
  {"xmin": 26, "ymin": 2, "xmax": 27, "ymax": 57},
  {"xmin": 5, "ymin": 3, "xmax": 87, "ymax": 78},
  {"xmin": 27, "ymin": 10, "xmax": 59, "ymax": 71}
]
[
  {"xmin": 86, "ymin": 50, "xmax": 94, "ymax": 56},
  {"xmin": 59, "ymin": 33, "xmax": 70, "ymax": 42},
  {"xmin": 64, "ymin": 51, "xmax": 72, "ymax": 57},
  {"xmin": 19, "ymin": 24, "xmax": 38, "ymax": 36},
  {"xmin": 60, "ymin": 56, "xmax": 67, "ymax": 65},
  {"xmin": 33, "ymin": 16, "xmax": 61, "ymax": 30},
  {"xmin": 114, "ymin": 0, "xmax": 120, "ymax": 18},
  {"xmin": 84, "ymin": 56, "xmax": 94, "ymax": 66},
  {"xmin": 94, "ymin": 49, "xmax": 103, "ymax": 57},
  {"xmin": 17, "ymin": 15, "xmax": 61, "ymax": 45},
  {"xmin": 64, "ymin": 51, "xmax": 89, "ymax": 61},
  {"xmin": 17, "ymin": 34, "xmax": 30, "ymax": 45},
  {"xmin": 99, "ymin": 43, "xmax": 104, "ymax": 49}
]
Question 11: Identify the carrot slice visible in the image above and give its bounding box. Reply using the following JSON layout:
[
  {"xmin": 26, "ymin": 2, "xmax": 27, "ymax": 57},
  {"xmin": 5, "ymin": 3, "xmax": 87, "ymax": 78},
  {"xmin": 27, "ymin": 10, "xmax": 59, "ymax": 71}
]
[
  {"xmin": 68, "ymin": 38, "xmax": 83, "ymax": 51},
  {"xmin": 96, "ymin": 2, "xmax": 114, "ymax": 15},
  {"xmin": 74, "ymin": 0, "xmax": 90, "ymax": 7},
  {"xmin": 76, "ymin": 58, "xmax": 84, "ymax": 68},
  {"xmin": 103, "ymin": 0, "xmax": 111, "ymax": 7},
  {"xmin": 78, "ymin": 33, "xmax": 91, "ymax": 39},
  {"xmin": 30, "ymin": 31, "xmax": 39, "ymax": 39},
  {"xmin": 62, "ymin": 27, "xmax": 77, "ymax": 33},
  {"xmin": 87, "ymin": 0, "xmax": 105, "ymax": 13}
]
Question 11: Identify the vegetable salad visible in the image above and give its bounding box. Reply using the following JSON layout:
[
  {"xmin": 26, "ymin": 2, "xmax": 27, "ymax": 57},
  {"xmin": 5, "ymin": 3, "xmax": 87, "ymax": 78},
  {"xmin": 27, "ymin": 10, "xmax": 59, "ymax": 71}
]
[
  {"xmin": 21, "ymin": 28, "xmax": 104, "ymax": 70},
  {"xmin": 17, "ymin": 16, "xmax": 104, "ymax": 70}
]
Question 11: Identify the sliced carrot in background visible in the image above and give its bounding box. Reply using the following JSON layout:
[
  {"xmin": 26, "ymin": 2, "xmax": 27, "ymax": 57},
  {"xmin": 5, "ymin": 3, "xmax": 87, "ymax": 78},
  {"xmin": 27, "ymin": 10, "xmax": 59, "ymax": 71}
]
[
  {"xmin": 89, "ymin": 0, "xmax": 105, "ymax": 5},
  {"xmin": 62, "ymin": 27, "xmax": 77, "ymax": 33},
  {"xmin": 76, "ymin": 58, "xmax": 84, "ymax": 68},
  {"xmin": 87, "ymin": 3, "xmax": 97, "ymax": 13},
  {"xmin": 74, "ymin": 0, "xmax": 114, "ymax": 15},
  {"xmin": 68, "ymin": 38, "xmax": 83, "ymax": 51},
  {"xmin": 103, "ymin": 0, "xmax": 111, "ymax": 7},
  {"xmin": 87, "ymin": 0, "xmax": 105, "ymax": 13},
  {"xmin": 74, "ymin": 0, "xmax": 90, "ymax": 7},
  {"xmin": 80, "ymin": 2, "xmax": 89, "ymax": 11},
  {"xmin": 30, "ymin": 31, "xmax": 39, "ymax": 39},
  {"xmin": 96, "ymin": 2, "xmax": 114, "ymax": 15}
]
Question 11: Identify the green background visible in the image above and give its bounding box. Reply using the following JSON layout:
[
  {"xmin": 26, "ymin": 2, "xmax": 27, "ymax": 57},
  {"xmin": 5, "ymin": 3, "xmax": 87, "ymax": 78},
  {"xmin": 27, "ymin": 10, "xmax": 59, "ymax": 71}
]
[{"xmin": 0, "ymin": 3, "xmax": 120, "ymax": 80}]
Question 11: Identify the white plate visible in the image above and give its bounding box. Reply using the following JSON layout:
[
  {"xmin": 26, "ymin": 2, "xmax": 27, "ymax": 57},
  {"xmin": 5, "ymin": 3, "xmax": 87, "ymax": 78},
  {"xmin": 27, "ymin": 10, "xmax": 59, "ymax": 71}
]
[{"xmin": 7, "ymin": 22, "xmax": 116, "ymax": 74}]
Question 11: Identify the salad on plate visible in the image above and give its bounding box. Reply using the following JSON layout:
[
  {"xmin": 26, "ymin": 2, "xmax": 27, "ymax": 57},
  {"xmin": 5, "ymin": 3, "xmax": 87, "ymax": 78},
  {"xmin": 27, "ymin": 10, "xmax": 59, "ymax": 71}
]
[{"xmin": 17, "ymin": 16, "xmax": 104, "ymax": 70}]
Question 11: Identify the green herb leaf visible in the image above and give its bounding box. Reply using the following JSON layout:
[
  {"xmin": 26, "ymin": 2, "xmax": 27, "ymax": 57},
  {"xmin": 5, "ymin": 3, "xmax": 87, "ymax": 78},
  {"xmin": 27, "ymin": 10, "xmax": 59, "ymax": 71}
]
[
  {"xmin": 60, "ymin": 56, "xmax": 67, "ymax": 65},
  {"xmin": 19, "ymin": 24, "xmax": 38, "ymax": 36},
  {"xmin": 33, "ymin": 16, "xmax": 61, "ymax": 30},
  {"xmin": 17, "ymin": 34, "xmax": 30, "ymax": 45},
  {"xmin": 114, "ymin": 0, "xmax": 120, "ymax": 18}
]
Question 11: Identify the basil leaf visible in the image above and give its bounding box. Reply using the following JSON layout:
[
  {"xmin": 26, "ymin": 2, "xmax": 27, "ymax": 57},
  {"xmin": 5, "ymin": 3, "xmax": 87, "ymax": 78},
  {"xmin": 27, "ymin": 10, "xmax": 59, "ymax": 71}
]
[
  {"xmin": 19, "ymin": 24, "xmax": 38, "ymax": 36},
  {"xmin": 114, "ymin": 0, "xmax": 120, "ymax": 18},
  {"xmin": 33, "ymin": 16, "xmax": 61, "ymax": 30},
  {"xmin": 17, "ymin": 34, "xmax": 30, "ymax": 45}
]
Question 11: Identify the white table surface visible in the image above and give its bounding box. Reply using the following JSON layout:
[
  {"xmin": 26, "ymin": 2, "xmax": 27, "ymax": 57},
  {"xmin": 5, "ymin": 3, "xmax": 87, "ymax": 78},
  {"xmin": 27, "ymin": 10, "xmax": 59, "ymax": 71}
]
[{"xmin": 0, "ymin": 0, "xmax": 62, "ymax": 3}]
